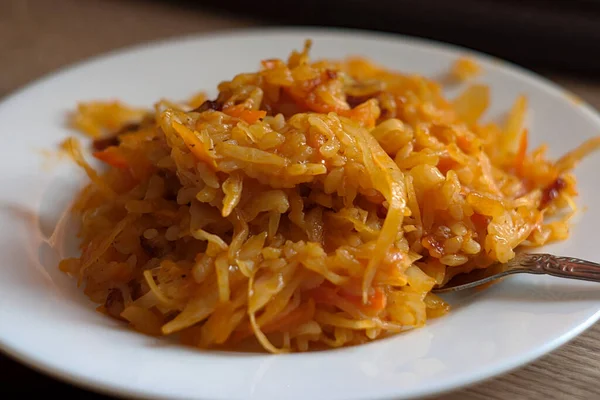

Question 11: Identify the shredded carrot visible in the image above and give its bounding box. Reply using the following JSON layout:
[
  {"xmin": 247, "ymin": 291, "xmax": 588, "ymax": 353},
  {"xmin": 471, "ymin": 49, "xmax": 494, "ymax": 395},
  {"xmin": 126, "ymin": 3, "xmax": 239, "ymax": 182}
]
[
  {"xmin": 343, "ymin": 99, "xmax": 380, "ymax": 128},
  {"xmin": 515, "ymin": 129, "xmax": 528, "ymax": 177},
  {"xmin": 241, "ymin": 110, "xmax": 267, "ymax": 124},
  {"xmin": 437, "ymin": 157, "xmax": 457, "ymax": 174},
  {"xmin": 456, "ymin": 135, "xmax": 471, "ymax": 153},
  {"xmin": 93, "ymin": 147, "xmax": 129, "ymax": 169},
  {"xmin": 310, "ymin": 286, "xmax": 387, "ymax": 314},
  {"xmin": 171, "ymin": 121, "xmax": 218, "ymax": 170},
  {"xmin": 222, "ymin": 105, "xmax": 245, "ymax": 117},
  {"xmin": 223, "ymin": 105, "xmax": 267, "ymax": 124},
  {"xmin": 285, "ymin": 87, "xmax": 333, "ymax": 113},
  {"xmin": 283, "ymin": 70, "xmax": 349, "ymax": 115},
  {"xmin": 346, "ymin": 287, "xmax": 387, "ymax": 312}
]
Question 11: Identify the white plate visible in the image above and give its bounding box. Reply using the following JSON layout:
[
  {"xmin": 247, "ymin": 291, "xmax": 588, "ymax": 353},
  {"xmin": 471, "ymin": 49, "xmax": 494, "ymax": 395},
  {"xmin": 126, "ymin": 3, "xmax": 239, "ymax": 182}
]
[{"xmin": 1, "ymin": 28, "xmax": 600, "ymax": 400}]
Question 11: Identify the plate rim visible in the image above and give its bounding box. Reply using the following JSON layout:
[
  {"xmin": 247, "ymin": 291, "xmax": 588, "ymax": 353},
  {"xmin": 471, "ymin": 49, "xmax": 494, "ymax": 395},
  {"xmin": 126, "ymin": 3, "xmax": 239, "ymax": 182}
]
[{"xmin": 1, "ymin": 26, "xmax": 600, "ymax": 400}]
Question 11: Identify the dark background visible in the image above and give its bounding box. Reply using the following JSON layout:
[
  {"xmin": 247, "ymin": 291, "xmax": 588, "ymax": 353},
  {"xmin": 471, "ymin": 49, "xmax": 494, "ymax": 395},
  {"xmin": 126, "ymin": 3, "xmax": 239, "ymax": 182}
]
[{"xmin": 170, "ymin": 0, "xmax": 600, "ymax": 75}]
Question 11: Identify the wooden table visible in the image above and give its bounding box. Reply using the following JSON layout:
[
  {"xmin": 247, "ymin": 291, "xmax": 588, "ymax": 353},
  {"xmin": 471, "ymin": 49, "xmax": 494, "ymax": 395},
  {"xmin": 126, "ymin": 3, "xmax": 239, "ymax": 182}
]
[{"xmin": 2, "ymin": 1, "xmax": 600, "ymax": 398}]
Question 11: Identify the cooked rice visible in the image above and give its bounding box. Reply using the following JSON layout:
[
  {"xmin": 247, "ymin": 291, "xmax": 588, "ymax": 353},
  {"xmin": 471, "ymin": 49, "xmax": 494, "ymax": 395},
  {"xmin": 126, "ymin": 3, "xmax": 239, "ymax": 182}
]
[{"xmin": 59, "ymin": 40, "xmax": 599, "ymax": 352}]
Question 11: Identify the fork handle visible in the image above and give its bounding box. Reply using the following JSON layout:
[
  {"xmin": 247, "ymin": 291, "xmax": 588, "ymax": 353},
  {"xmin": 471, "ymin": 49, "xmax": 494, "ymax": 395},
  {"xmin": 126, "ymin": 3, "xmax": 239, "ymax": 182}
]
[{"xmin": 518, "ymin": 253, "xmax": 600, "ymax": 282}]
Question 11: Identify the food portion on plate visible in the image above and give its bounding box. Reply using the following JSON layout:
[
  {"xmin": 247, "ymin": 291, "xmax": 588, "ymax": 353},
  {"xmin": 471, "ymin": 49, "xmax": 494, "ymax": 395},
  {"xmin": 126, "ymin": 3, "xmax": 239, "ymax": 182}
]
[{"xmin": 59, "ymin": 40, "xmax": 600, "ymax": 353}]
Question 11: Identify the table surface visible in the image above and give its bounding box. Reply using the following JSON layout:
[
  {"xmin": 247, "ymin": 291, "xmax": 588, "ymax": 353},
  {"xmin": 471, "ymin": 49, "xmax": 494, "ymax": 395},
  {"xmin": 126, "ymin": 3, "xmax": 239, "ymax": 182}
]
[{"xmin": 2, "ymin": 1, "xmax": 600, "ymax": 399}]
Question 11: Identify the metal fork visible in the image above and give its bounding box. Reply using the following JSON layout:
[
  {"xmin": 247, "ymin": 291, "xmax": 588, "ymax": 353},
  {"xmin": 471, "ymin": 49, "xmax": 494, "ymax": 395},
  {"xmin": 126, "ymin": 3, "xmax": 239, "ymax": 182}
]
[{"xmin": 432, "ymin": 253, "xmax": 600, "ymax": 293}]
